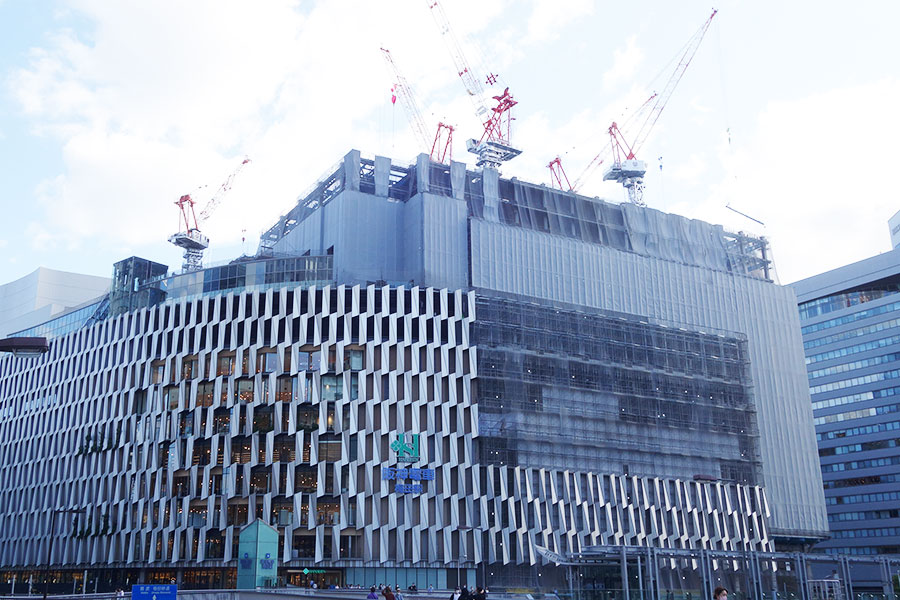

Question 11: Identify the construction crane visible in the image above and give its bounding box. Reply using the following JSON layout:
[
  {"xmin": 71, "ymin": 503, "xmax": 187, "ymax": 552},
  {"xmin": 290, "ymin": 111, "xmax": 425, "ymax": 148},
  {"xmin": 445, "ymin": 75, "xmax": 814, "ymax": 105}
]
[
  {"xmin": 603, "ymin": 8, "xmax": 717, "ymax": 206},
  {"xmin": 549, "ymin": 8, "xmax": 717, "ymax": 205},
  {"xmin": 425, "ymin": 0, "xmax": 521, "ymax": 169},
  {"xmin": 547, "ymin": 92, "xmax": 657, "ymax": 192},
  {"xmin": 168, "ymin": 157, "xmax": 251, "ymax": 272},
  {"xmin": 381, "ymin": 47, "xmax": 454, "ymax": 163},
  {"xmin": 548, "ymin": 157, "xmax": 572, "ymax": 191}
]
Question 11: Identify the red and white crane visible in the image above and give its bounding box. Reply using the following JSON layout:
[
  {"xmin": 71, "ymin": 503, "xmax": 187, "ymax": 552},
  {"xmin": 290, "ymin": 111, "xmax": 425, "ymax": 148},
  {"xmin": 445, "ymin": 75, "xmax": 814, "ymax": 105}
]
[
  {"xmin": 549, "ymin": 8, "xmax": 717, "ymax": 206},
  {"xmin": 169, "ymin": 157, "xmax": 251, "ymax": 272},
  {"xmin": 603, "ymin": 8, "xmax": 717, "ymax": 206},
  {"xmin": 425, "ymin": 0, "xmax": 520, "ymax": 169},
  {"xmin": 381, "ymin": 47, "xmax": 454, "ymax": 163}
]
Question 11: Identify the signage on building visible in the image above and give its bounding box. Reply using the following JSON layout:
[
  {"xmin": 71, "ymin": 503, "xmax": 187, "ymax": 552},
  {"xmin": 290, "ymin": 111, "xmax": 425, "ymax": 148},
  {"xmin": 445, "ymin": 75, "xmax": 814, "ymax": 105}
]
[
  {"xmin": 390, "ymin": 433, "xmax": 420, "ymax": 462},
  {"xmin": 382, "ymin": 466, "xmax": 434, "ymax": 494},
  {"xmin": 132, "ymin": 585, "xmax": 176, "ymax": 600}
]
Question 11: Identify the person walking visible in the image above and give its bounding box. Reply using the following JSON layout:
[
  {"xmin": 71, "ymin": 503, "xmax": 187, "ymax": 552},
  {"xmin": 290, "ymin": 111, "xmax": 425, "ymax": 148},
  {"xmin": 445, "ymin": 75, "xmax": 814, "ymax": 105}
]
[
  {"xmin": 382, "ymin": 585, "xmax": 396, "ymax": 600},
  {"xmin": 714, "ymin": 588, "xmax": 728, "ymax": 600},
  {"xmin": 473, "ymin": 586, "xmax": 487, "ymax": 600},
  {"xmin": 368, "ymin": 586, "xmax": 379, "ymax": 599},
  {"xmin": 450, "ymin": 587, "xmax": 462, "ymax": 600}
]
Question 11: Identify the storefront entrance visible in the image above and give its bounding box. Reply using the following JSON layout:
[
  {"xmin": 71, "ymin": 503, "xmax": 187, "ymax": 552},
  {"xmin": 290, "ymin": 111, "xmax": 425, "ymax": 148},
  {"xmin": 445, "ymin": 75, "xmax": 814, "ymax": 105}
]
[{"xmin": 284, "ymin": 568, "xmax": 342, "ymax": 589}]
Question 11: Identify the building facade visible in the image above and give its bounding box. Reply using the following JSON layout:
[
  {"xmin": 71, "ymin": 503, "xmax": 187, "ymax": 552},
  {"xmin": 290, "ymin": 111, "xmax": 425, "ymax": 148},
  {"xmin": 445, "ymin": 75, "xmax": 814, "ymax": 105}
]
[
  {"xmin": 792, "ymin": 248, "xmax": 900, "ymax": 556},
  {"xmin": 0, "ymin": 151, "xmax": 827, "ymax": 592}
]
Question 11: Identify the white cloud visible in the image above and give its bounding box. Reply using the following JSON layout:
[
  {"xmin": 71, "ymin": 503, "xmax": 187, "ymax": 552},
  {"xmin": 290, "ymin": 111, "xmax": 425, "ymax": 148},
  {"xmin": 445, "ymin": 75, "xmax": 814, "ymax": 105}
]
[
  {"xmin": 8, "ymin": 0, "xmax": 492, "ymax": 262},
  {"xmin": 603, "ymin": 35, "xmax": 643, "ymax": 91},
  {"xmin": 667, "ymin": 153, "xmax": 707, "ymax": 185},
  {"xmin": 699, "ymin": 78, "xmax": 900, "ymax": 283},
  {"xmin": 526, "ymin": 0, "xmax": 593, "ymax": 43}
]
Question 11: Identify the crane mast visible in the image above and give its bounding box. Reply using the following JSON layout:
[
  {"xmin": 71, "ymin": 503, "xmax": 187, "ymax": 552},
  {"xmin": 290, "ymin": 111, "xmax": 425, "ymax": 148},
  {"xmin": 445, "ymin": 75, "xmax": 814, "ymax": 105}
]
[{"xmin": 168, "ymin": 157, "xmax": 251, "ymax": 272}]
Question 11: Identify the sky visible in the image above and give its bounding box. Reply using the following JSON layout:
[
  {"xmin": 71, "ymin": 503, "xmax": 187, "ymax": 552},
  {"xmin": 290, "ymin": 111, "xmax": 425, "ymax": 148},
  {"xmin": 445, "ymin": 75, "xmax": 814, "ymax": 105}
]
[{"xmin": 1, "ymin": 0, "xmax": 899, "ymax": 286}]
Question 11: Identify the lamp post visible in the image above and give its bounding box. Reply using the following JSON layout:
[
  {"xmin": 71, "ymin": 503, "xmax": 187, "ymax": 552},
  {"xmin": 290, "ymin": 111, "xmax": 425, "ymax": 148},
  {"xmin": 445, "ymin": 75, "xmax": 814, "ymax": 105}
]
[{"xmin": 42, "ymin": 508, "xmax": 85, "ymax": 600}]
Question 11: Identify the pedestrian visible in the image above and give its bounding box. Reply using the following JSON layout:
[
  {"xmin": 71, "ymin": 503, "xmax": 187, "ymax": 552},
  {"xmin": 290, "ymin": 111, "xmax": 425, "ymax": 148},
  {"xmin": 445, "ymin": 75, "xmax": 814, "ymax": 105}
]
[
  {"xmin": 473, "ymin": 586, "xmax": 487, "ymax": 600},
  {"xmin": 382, "ymin": 585, "xmax": 396, "ymax": 600},
  {"xmin": 368, "ymin": 586, "xmax": 379, "ymax": 599},
  {"xmin": 428, "ymin": 584, "xmax": 434, "ymax": 593},
  {"xmin": 461, "ymin": 586, "xmax": 470, "ymax": 600},
  {"xmin": 450, "ymin": 587, "xmax": 462, "ymax": 600},
  {"xmin": 714, "ymin": 588, "xmax": 728, "ymax": 600},
  {"xmin": 395, "ymin": 587, "xmax": 405, "ymax": 600}
]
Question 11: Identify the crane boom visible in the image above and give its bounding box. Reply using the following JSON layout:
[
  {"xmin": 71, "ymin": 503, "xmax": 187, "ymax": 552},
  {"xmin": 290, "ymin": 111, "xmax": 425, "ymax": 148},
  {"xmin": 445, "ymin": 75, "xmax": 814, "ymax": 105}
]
[
  {"xmin": 198, "ymin": 158, "xmax": 251, "ymax": 222},
  {"xmin": 627, "ymin": 9, "xmax": 717, "ymax": 159},
  {"xmin": 424, "ymin": 1, "xmax": 488, "ymax": 117},
  {"xmin": 555, "ymin": 9, "xmax": 717, "ymax": 201},
  {"xmin": 380, "ymin": 48, "xmax": 432, "ymax": 152}
]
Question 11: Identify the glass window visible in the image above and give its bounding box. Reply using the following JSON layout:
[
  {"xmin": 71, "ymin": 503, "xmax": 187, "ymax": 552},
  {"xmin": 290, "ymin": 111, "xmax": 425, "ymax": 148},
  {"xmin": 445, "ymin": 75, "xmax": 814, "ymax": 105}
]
[
  {"xmin": 318, "ymin": 439, "xmax": 342, "ymax": 462},
  {"xmin": 235, "ymin": 380, "xmax": 254, "ymax": 404},
  {"xmin": 217, "ymin": 354, "xmax": 235, "ymax": 376},
  {"xmin": 166, "ymin": 387, "xmax": 179, "ymax": 410},
  {"xmin": 297, "ymin": 406, "xmax": 318, "ymax": 432},
  {"xmin": 321, "ymin": 375, "xmax": 342, "ymax": 403},
  {"xmin": 344, "ymin": 349, "xmax": 364, "ymax": 371},
  {"xmin": 257, "ymin": 351, "xmax": 278, "ymax": 374},
  {"xmin": 182, "ymin": 357, "xmax": 198, "ymax": 381}
]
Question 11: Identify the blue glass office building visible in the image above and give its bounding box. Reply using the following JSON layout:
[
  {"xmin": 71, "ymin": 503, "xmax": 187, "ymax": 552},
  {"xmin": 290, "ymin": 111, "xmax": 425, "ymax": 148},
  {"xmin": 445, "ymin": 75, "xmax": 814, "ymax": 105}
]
[{"xmin": 792, "ymin": 248, "xmax": 900, "ymax": 555}]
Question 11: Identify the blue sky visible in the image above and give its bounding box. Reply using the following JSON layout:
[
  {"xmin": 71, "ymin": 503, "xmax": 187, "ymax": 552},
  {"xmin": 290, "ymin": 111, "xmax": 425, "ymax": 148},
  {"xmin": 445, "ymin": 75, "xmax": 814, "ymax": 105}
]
[{"xmin": 1, "ymin": 0, "xmax": 899, "ymax": 285}]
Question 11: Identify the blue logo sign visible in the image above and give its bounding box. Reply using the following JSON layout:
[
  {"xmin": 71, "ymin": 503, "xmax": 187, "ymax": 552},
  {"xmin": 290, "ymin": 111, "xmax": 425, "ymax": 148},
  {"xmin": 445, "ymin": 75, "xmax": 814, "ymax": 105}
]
[{"xmin": 390, "ymin": 433, "xmax": 420, "ymax": 462}]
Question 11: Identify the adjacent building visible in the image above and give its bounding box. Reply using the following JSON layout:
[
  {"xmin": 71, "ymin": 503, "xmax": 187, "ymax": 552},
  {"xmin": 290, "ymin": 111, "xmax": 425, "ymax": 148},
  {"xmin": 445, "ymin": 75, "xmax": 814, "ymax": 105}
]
[
  {"xmin": 792, "ymin": 247, "xmax": 900, "ymax": 556},
  {"xmin": 0, "ymin": 150, "xmax": 828, "ymax": 592},
  {"xmin": 0, "ymin": 267, "xmax": 110, "ymax": 339}
]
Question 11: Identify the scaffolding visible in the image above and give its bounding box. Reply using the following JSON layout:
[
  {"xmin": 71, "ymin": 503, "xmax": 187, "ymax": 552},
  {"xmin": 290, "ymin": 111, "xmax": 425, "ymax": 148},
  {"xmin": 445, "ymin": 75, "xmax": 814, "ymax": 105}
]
[{"xmin": 474, "ymin": 295, "xmax": 761, "ymax": 484}]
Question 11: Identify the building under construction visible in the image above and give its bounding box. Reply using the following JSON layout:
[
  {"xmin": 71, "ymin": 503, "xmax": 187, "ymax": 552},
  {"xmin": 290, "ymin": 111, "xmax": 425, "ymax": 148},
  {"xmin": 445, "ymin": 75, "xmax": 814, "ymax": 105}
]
[{"xmin": 0, "ymin": 150, "xmax": 830, "ymax": 593}]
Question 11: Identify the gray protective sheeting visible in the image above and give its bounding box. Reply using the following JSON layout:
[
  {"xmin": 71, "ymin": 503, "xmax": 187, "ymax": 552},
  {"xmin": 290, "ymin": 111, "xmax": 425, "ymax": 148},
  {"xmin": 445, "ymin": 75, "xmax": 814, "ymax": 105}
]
[
  {"xmin": 470, "ymin": 218, "xmax": 828, "ymax": 538},
  {"xmin": 621, "ymin": 202, "xmax": 730, "ymax": 272}
]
